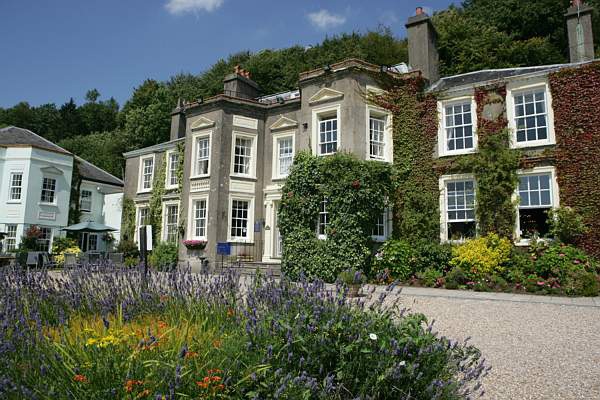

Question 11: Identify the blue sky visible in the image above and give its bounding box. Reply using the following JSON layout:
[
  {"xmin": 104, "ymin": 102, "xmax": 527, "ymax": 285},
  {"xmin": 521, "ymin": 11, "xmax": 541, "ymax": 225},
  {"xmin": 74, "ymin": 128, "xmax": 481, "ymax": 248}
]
[{"xmin": 0, "ymin": 0, "xmax": 457, "ymax": 108}]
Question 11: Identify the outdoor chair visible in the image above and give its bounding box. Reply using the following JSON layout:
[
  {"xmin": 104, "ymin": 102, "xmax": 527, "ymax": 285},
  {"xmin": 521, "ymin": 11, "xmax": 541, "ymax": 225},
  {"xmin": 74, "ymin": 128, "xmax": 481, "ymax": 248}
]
[
  {"xmin": 88, "ymin": 252, "xmax": 102, "ymax": 265},
  {"xmin": 64, "ymin": 253, "xmax": 78, "ymax": 269},
  {"xmin": 41, "ymin": 253, "xmax": 57, "ymax": 269},
  {"xmin": 26, "ymin": 251, "xmax": 44, "ymax": 268}
]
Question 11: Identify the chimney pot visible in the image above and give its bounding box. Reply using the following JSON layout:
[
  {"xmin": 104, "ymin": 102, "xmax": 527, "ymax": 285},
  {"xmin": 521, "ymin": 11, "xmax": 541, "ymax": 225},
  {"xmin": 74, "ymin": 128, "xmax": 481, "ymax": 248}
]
[
  {"xmin": 416, "ymin": 7, "xmax": 423, "ymax": 15},
  {"xmin": 572, "ymin": 0, "xmax": 581, "ymax": 7}
]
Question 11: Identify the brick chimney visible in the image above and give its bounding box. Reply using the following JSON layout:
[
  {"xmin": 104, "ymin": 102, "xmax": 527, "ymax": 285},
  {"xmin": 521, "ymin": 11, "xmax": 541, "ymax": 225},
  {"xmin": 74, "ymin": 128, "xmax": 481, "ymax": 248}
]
[
  {"xmin": 406, "ymin": 6, "xmax": 440, "ymax": 83},
  {"xmin": 223, "ymin": 65, "xmax": 260, "ymax": 99},
  {"xmin": 565, "ymin": 0, "xmax": 595, "ymax": 63},
  {"xmin": 170, "ymin": 97, "xmax": 186, "ymax": 141}
]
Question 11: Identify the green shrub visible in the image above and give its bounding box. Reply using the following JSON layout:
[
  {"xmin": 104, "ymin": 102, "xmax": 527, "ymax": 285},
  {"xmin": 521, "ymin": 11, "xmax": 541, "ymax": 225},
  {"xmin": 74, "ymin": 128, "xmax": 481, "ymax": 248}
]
[
  {"xmin": 525, "ymin": 274, "xmax": 543, "ymax": 293},
  {"xmin": 445, "ymin": 267, "xmax": 467, "ymax": 290},
  {"xmin": 534, "ymin": 243, "xmax": 594, "ymax": 283},
  {"xmin": 148, "ymin": 242, "xmax": 178, "ymax": 270},
  {"xmin": 417, "ymin": 267, "xmax": 444, "ymax": 287},
  {"xmin": 547, "ymin": 206, "xmax": 589, "ymax": 245},
  {"xmin": 373, "ymin": 239, "xmax": 416, "ymax": 281},
  {"xmin": 116, "ymin": 239, "xmax": 140, "ymax": 259},
  {"xmin": 577, "ymin": 272, "xmax": 599, "ymax": 297},
  {"xmin": 337, "ymin": 268, "xmax": 367, "ymax": 285},
  {"xmin": 450, "ymin": 234, "xmax": 512, "ymax": 279},
  {"xmin": 489, "ymin": 275, "xmax": 509, "ymax": 291},
  {"xmin": 413, "ymin": 240, "xmax": 454, "ymax": 273},
  {"xmin": 51, "ymin": 237, "xmax": 77, "ymax": 254}
]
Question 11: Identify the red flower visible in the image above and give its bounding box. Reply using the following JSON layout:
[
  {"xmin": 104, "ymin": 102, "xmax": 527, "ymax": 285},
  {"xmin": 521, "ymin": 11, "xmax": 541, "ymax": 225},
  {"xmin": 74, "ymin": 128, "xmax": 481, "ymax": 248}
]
[
  {"xmin": 287, "ymin": 191, "xmax": 293, "ymax": 198},
  {"xmin": 352, "ymin": 180, "xmax": 361, "ymax": 189},
  {"xmin": 73, "ymin": 374, "xmax": 88, "ymax": 383}
]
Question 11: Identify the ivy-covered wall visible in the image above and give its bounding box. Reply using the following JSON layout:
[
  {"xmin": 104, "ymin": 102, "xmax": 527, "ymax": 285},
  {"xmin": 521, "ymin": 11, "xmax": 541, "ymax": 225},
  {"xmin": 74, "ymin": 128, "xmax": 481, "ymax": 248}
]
[
  {"xmin": 549, "ymin": 62, "xmax": 600, "ymax": 258},
  {"xmin": 278, "ymin": 152, "xmax": 393, "ymax": 282},
  {"xmin": 370, "ymin": 75, "xmax": 440, "ymax": 241}
]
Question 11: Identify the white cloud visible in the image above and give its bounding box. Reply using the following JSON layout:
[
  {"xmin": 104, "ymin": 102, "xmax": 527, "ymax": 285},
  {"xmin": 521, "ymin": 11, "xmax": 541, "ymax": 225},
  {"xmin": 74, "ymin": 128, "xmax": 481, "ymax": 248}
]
[
  {"xmin": 307, "ymin": 10, "xmax": 346, "ymax": 30},
  {"xmin": 165, "ymin": 0, "xmax": 224, "ymax": 15}
]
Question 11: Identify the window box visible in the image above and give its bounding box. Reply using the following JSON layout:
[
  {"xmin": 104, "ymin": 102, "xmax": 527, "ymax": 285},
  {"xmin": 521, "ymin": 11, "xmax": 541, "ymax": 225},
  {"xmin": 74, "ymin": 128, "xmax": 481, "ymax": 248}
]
[{"xmin": 183, "ymin": 239, "xmax": 207, "ymax": 250}]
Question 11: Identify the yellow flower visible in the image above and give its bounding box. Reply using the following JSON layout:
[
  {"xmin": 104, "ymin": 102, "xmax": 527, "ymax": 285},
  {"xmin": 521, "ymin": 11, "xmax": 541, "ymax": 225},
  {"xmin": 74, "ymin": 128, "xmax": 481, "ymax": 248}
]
[{"xmin": 85, "ymin": 338, "xmax": 97, "ymax": 346}]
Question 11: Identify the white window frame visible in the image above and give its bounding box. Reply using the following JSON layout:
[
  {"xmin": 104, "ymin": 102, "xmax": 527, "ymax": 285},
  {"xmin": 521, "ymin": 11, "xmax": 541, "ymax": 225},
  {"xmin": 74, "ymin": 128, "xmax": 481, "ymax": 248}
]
[
  {"xmin": 162, "ymin": 201, "xmax": 180, "ymax": 243},
  {"xmin": 134, "ymin": 204, "xmax": 149, "ymax": 243},
  {"xmin": 312, "ymin": 103, "xmax": 341, "ymax": 156},
  {"xmin": 138, "ymin": 154, "xmax": 155, "ymax": 193},
  {"xmin": 371, "ymin": 207, "xmax": 391, "ymax": 242},
  {"xmin": 88, "ymin": 233, "xmax": 98, "ymax": 251},
  {"xmin": 4, "ymin": 224, "xmax": 18, "ymax": 252},
  {"xmin": 187, "ymin": 194, "xmax": 209, "ymax": 241},
  {"xmin": 80, "ymin": 189, "xmax": 92, "ymax": 213},
  {"xmin": 437, "ymin": 96, "xmax": 478, "ymax": 157},
  {"xmin": 513, "ymin": 166, "xmax": 560, "ymax": 246},
  {"xmin": 439, "ymin": 173, "xmax": 477, "ymax": 243},
  {"xmin": 317, "ymin": 198, "xmax": 329, "ymax": 240},
  {"xmin": 230, "ymin": 132, "xmax": 257, "ymax": 179},
  {"xmin": 272, "ymin": 131, "xmax": 295, "ymax": 180},
  {"xmin": 506, "ymin": 78, "xmax": 556, "ymax": 149},
  {"xmin": 366, "ymin": 105, "xmax": 393, "ymax": 162},
  {"xmin": 191, "ymin": 130, "xmax": 212, "ymax": 178},
  {"xmin": 40, "ymin": 177, "xmax": 57, "ymax": 205},
  {"xmin": 8, "ymin": 171, "xmax": 23, "ymax": 203},
  {"xmin": 165, "ymin": 149, "xmax": 179, "ymax": 190},
  {"xmin": 227, "ymin": 194, "xmax": 255, "ymax": 243},
  {"xmin": 37, "ymin": 226, "xmax": 53, "ymax": 253}
]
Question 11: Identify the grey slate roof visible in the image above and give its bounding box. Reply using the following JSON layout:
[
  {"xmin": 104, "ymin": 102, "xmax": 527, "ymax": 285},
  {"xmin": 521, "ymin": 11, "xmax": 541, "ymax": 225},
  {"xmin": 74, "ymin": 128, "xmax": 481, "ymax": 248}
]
[
  {"xmin": 0, "ymin": 126, "xmax": 71, "ymax": 154},
  {"xmin": 0, "ymin": 126, "xmax": 123, "ymax": 187},
  {"xmin": 428, "ymin": 64, "xmax": 569, "ymax": 92},
  {"xmin": 75, "ymin": 156, "xmax": 123, "ymax": 187}
]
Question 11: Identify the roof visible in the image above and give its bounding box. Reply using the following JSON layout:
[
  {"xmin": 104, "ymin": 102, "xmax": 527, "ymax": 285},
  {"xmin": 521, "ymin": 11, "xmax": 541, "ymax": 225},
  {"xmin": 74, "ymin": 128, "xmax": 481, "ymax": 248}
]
[
  {"xmin": 428, "ymin": 61, "xmax": 597, "ymax": 92},
  {"xmin": 123, "ymin": 137, "xmax": 184, "ymax": 158},
  {"xmin": 0, "ymin": 126, "xmax": 123, "ymax": 187},
  {"xmin": 75, "ymin": 156, "xmax": 123, "ymax": 187},
  {"xmin": 0, "ymin": 126, "xmax": 71, "ymax": 155}
]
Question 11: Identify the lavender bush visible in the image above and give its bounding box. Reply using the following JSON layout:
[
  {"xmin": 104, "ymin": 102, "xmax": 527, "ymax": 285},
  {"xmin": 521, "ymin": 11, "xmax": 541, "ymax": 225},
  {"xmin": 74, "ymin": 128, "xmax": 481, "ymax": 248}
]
[{"xmin": 0, "ymin": 264, "xmax": 488, "ymax": 399}]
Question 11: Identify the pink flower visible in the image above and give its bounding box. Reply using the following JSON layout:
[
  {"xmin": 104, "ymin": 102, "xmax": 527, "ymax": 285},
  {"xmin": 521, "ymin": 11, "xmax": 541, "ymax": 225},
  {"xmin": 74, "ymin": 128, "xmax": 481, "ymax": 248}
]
[
  {"xmin": 466, "ymin": 282, "xmax": 475, "ymax": 285},
  {"xmin": 537, "ymin": 281, "xmax": 545, "ymax": 285},
  {"xmin": 574, "ymin": 260, "xmax": 581, "ymax": 265},
  {"xmin": 559, "ymin": 253, "xmax": 565, "ymax": 257}
]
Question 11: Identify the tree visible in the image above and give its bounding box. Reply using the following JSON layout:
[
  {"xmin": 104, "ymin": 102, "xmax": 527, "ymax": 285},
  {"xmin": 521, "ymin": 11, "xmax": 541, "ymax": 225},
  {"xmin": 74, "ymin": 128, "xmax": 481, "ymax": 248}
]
[{"xmin": 85, "ymin": 88, "xmax": 100, "ymax": 103}]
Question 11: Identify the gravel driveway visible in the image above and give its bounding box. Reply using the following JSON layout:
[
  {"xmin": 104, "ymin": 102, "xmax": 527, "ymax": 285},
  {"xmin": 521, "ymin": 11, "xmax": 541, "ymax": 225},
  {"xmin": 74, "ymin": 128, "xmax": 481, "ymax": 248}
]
[{"xmin": 392, "ymin": 290, "xmax": 600, "ymax": 400}]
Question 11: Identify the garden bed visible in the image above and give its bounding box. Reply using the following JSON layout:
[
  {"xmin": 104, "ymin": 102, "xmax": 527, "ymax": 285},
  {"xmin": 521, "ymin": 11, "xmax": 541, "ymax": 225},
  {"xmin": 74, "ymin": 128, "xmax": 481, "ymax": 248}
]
[{"xmin": 0, "ymin": 265, "xmax": 488, "ymax": 399}]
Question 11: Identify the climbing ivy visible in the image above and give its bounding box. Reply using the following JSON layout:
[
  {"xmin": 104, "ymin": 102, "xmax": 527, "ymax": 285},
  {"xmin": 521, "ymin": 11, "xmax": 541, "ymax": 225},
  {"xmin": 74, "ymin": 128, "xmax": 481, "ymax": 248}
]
[
  {"xmin": 68, "ymin": 158, "xmax": 82, "ymax": 226},
  {"xmin": 121, "ymin": 197, "xmax": 136, "ymax": 241},
  {"xmin": 149, "ymin": 154, "xmax": 166, "ymax": 243},
  {"xmin": 278, "ymin": 152, "xmax": 394, "ymax": 282},
  {"xmin": 549, "ymin": 62, "xmax": 600, "ymax": 258},
  {"xmin": 175, "ymin": 141, "xmax": 186, "ymax": 237},
  {"xmin": 369, "ymin": 73, "xmax": 440, "ymax": 241}
]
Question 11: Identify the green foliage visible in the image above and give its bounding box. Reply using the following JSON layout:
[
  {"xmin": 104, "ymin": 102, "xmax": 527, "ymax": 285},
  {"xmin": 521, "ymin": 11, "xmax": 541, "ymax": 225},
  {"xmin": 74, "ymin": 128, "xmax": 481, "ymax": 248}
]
[
  {"xmin": 534, "ymin": 243, "xmax": 596, "ymax": 282},
  {"xmin": 450, "ymin": 234, "xmax": 512, "ymax": 279},
  {"xmin": 121, "ymin": 197, "xmax": 136, "ymax": 242},
  {"xmin": 445, "ymin": 267, "xmax": 467, "ymax": 290},
  {"xmin": 417, "ymin": 267, "xmax": 444, "ymax": 287},
  {"xmin": 413, "ymin": 240, "xmax": 454, "ymax": 272},
  {"xmin": 337, "ymin": 268, "xmax": 367, "ymax": 285},
  {"xmin": 547, "ymin": 207, "xmax": 589, "ymax": 245},
  {"xmin": 369, "ymin": 76, "xmax": 440, "ymax": 241},
  {"xmin": 373, "ymin": 239, "xmax": 416, "ymax": 281},
  {"xmin": 433, "ymin": 5, "xmax": 564, "ymax": 77},
  {"xmin": 148, "ymin": 154, "xmax": 166, "ymax": 243},
  {"xmin": 53, "ymin": 246, "xmax": 82, "ymax": 268},
  {"xmin": 148, "ymin": 242, "xmax": 179, "ymax": 270},
  {"xmin": 116, "ymin": 239, "xmax": 140, "ymax": 260},
  {"xmin": 279, "ymin": 151, "xmax": 394, "ymax": 282},
  {"xmin": 458, "ymin": 129, "xmax": 520, "ymax": 238},
  {"xmin": 51, "ymin": 237, "xmax": 78, "ymax": 255}
]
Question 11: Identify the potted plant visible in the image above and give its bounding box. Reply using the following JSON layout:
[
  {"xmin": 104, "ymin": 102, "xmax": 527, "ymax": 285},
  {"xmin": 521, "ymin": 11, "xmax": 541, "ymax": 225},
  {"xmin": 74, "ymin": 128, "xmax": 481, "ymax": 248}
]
[
  {"xmin": 183, "ymin": 240, "xmax": 207, "ymax": 251},
  {"xmin": 338, "ymin": 267, "xmax": 367, "ymax": 297}
]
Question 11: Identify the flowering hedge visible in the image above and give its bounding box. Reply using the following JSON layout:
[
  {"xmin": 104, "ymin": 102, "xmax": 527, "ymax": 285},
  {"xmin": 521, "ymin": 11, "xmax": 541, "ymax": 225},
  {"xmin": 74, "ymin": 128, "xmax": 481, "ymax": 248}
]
[{"xmin": 0, "ymin": 264, "xmax": 488, "ymax": 399}]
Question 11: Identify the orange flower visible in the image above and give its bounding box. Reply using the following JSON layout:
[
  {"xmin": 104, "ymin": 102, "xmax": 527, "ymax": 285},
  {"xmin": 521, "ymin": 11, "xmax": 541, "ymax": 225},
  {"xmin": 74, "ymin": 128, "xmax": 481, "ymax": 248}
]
[
  {"xmin": 73, "ymin": 374, "xmax": 88, "ymax": 383},
  {"xmin": 185, "ymin": 351, "xmax": 199, "ymax": 359},
  {"xmin": 157, "ymin": 321, "xmax": 168, "ymax": 330},
  {"xmin": 207, "ymin": 369, "xmax": 223, "ymax": 374},
  {"xmin": 226, "ymin": 308, "xmax": 234, "ymax": 317},
  {"xmin": 203, "ymin": 376, "xmax": 211, "ymax": 384},
  {"xmin": 211, "ymin": 376, "xmax": 221, "ymax": 382},
  {"xmin": 212, "ymin": 339, "xmax": 222, "ymax": 348},
  {"xmin": 125, "ymin": 380, "xmax": 144, "ymax": 392},
  {"xmin": 196, "ymin": 381, "xmax": 209, "ymax": 389},
  {"xmin": 216, "ymin": 384, "xmax": 225, "ymax": 390}
]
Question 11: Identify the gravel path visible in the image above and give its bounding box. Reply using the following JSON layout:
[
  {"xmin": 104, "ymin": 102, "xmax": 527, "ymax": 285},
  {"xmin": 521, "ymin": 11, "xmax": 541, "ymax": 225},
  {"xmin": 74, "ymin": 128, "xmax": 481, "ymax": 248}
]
[{"xmin": 398, "ymin": 294, "xmax": 600, "ymax": 400}]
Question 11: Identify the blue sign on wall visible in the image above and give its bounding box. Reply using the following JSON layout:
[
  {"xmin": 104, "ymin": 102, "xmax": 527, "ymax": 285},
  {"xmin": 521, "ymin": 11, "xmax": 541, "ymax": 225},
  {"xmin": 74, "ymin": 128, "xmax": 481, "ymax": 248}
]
[{"xmin": 216, "ymin": 242, "xmax": 231, "ymax": 256}]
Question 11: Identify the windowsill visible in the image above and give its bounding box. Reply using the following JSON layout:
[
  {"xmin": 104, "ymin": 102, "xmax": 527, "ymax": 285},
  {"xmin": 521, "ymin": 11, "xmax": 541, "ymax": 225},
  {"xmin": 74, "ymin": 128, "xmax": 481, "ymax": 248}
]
[
  {"xmin": 6, "ymin": 200, "xmax": 21, "ymax": 204},
  {"xmin": 165, "ymin": 185, "xmax": 179, "ymax": 191},
  {"xmin": 368, "ymin": 156, "xmax": 390, "ymax": 163},
  {"xmin": 439, "ymin": 148, "xmax": 478, "ymax": 157},
  {"xmin": 230, "ymin": 174, "xmax": 257, "ymax": 181},
  {"xmin": 317, "ymin": 235, "xmax": 327, "ymax": 240},
  {"xmin": 80, "ymin": 210, "xmax": 91, "ymax": 213},
  {"xmin": 190, "ymin": 174, "xmax": 210, "ymax": 180},
  {"xmin": 272, "ymin": 175, "xmax": 289, "ymax": 181},
  {"xmin": 371, "ymin": 236, "xmax": 386, "ymax": 242},
  {"xmin": 318, "ymin": 152, "xmax": 337, "ymax": 157},
  {"xmin": 229, "ymin": 238, "xmax": 254, "ymax": 244},
  {"xmin": 515, "ymin": 237, "xmax": 552, "ymax": 247},
  {"xmin": 511, "ymin": 140, "xmax": 555, "ymax": 149},
  {"xmin": 38, "ymin": 202, "xmax": 57, "ymax": 207},
  {"xmin": 137, "ymin": 189, "xmax": 152, "ymax": 194}
]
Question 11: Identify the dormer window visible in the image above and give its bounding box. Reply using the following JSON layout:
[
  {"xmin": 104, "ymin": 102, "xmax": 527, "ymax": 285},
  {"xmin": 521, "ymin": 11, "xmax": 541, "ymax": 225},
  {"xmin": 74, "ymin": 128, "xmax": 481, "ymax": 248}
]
[{"xmin": 438, "ymin": 97, "xmax": 478, "ymax": 157}]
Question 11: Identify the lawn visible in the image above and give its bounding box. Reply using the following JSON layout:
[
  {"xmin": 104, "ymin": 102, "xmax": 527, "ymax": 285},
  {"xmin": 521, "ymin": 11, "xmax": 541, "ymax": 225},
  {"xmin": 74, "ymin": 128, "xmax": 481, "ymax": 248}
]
[{"xmin": 0, "ymin": 265, "xmax": 488, "ymax": 399}]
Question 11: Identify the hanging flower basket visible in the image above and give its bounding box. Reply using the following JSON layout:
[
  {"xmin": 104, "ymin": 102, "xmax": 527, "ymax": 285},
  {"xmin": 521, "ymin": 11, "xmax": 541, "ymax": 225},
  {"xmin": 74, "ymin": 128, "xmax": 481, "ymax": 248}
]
[{"xmin": 183, "ymin": 240, "xmax": 207, "ymax": 250}]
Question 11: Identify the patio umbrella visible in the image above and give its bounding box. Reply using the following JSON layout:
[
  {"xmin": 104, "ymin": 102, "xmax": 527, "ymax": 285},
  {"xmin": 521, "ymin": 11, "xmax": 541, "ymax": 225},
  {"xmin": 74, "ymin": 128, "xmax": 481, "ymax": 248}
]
[{"xmin": 61, "ymin": 221, "xmax": 117, "ymax": 233}]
